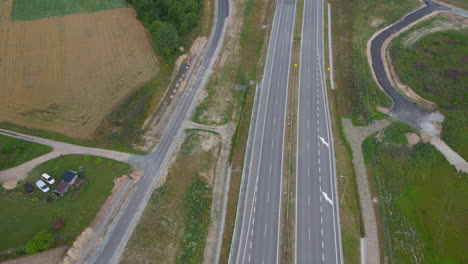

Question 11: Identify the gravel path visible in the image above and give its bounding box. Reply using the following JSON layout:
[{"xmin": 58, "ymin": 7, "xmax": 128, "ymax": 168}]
[{"xmin": 342, "ymin": 118, "xmax": 391, "ymax": 264}]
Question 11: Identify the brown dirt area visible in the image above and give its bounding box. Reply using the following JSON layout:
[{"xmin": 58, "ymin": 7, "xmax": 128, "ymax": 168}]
[
  {"xmin": 0, "ymin": 0, "xmax": 158, "ymax": 139},
  {"xmin": 2, "ymin": 247, "xmax": 66, "ymax": 264}
]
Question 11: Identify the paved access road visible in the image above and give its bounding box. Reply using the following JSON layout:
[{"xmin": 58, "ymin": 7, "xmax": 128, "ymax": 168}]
[
  {"xmin": 231, "ymin": 0, "xmax": 296, "ymax": 263},
  {"xmin": 295, "ymin": 0, "xmax": 342, "ymax": 263},
  {"xmin": 370, "ymin": 0, "xmax": 447, "ymax": 129},
  {"xmin": 86, "ymin": 0, "xmax": 230, "ymax": 263}
]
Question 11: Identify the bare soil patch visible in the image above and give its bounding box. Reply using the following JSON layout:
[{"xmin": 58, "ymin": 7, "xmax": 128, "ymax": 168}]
[
  {"xmin": 0, "ymin": 0, "xmax": 158, "ymax": 139},
  {"xmin": 2, "ymin": 247, "xmax": 66, "ymax": 264},
  {"xmin": 405, "ymin": 132, "xmax": 420, "ymax": 145}
]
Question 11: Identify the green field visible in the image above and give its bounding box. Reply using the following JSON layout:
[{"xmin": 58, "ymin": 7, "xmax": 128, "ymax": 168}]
[
  {"xmin": 0, "ymin": 135, "xmax": 53, "ymax": 170},
  {"xmin": 363, "ymin": 122, "xmax": 467, "ymax": 264},
  {"xmin": 391, "ymin": 25, "xmax": 468, "ymax": 159},
  {"xmin": 12, "ymin": 0, "xmax": 127, "ymax": 20},
  {"xmin": 0, "ymin": 155, "xmax": 130, "ymax": 257}
]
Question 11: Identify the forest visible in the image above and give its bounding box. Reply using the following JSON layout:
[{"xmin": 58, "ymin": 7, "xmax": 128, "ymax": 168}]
[{"xmin": 126, "ymin": 0, "xmax": 203, "ymax": 58}]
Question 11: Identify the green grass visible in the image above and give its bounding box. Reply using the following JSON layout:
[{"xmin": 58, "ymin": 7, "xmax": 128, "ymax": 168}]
[
  {"xmin": 390, "ymin": 27, "xmax": 468, "ymax": 159},
  {"xmin": 0, "ymin": 135, "xmax": 53, "ymax": 170},
  {"xmin": 177, "ymin": 180, "xmax": 212, "ymax": 264},
  {"xmin": 363, "ymin": 123, "xmax": 467, "ymax": 264},
  {"xmin": 0, "ymin": 155, "xmax": 130, "ymax": 258},
  {"xmin": 11, "ymin": 0, "xmax": 127, "ymax": 20},
  {"xmin": 121, "ymin": 130, "xmax": 219, "ymax": 263}
]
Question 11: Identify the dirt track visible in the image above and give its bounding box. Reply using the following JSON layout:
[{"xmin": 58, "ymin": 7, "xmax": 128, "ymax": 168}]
[{"xmin": 0, "ymin": 0, "xmax": 158, "ymax": 138}]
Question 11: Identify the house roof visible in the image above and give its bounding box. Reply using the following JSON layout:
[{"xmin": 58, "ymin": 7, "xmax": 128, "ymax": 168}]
[
  {"xmin": 54, "ymin": 181, "xmax": 69, "ymax": 194},
  {"xmin": 62, "ymin": 170, "xmax": 78, "ymax": 183}
]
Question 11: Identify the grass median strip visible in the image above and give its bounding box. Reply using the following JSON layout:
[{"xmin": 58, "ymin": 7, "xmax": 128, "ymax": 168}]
[{"xmin": 121, "ymin": 130, "xmax": 220, "ymax": 263}]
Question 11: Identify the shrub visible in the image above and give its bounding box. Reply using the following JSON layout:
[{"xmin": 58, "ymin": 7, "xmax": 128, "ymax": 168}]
[{"xmin": 25, "ymin": 231, "xmax": 55, "ymax": 254}]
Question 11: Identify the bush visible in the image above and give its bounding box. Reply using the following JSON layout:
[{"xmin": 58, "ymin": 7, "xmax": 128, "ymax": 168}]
[
  {"xmin": 25, "ymin": 231, "xmax": 55, "ymax": 254},
  {"xmin": 154, "ymin": 23, "xmax": 180, "ymax": 57},
  {"xmin": 31, "ymin": 197, "xmax": 39, "ymax": 202}
]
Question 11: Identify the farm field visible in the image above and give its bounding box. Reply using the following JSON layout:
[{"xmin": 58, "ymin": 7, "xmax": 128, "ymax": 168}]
[
  {"xmin": 12, "ymin": 0, "xmax": 127, "ymax": 20},
  {"xmin": 0, "ymin": 0, "xmax": 158, "ymax": 139},
  {"xmin": 0, "ymin": 154, "xmax": 130, "ymax": 259}
]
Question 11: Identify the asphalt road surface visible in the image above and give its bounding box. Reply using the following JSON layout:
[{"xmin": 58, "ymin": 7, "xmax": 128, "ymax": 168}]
[
  {"xmin": 295, "ymin": 0, "xmax": 342, "ymax": 263},
  {"xmin": 370, "ymin": 0, "xmax": 446, "ymax": 129},
  {"xmin": 86, "ymin": 0, "xmax": 229, "ymax": 263},
  {"xmin": 230, "ymin": 0, "xmax": 296, "ymax": 263}
]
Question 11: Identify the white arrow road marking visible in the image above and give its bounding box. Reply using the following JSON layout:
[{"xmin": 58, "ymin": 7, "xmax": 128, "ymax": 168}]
[
  {"xmin": 321, "ymin": 191, "xmax": 333, "ymax": 206},
  {"xmin": 319, "ymin": 136, "xmax": 329, "ymax": 148}
]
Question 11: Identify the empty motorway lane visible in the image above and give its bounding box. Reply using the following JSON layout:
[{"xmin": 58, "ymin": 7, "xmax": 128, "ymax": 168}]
[
  {"xmin": 231, "ymin": 0, "xmax": 296, "ymax": 263},
  {"xmin": 296, "ymin": 0, "xmax": 343, "ymax": 263}
]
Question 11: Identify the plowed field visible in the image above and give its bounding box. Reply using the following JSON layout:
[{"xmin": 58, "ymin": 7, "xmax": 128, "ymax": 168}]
[{"xmin": 0, "ymin": 0, "xmax": 158, "ymax": 138}]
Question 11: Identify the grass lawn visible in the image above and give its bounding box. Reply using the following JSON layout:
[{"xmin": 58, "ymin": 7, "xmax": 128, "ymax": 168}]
[
  {"xmin": 0, "ymin": 154, "xmax": 130, "ymax": 257},
  {"xmin": 363, "ymin": 122, "xmax": 467, "ymax": 264},
  {"xmin": 11, "ymin": 0, "xmax": 127, "ymax": 20},
  {"xmin": 121, "ymin": 130, "xmax": 219, "ymax": 264},
  {"xmin": 390, "ymin": 25, "xmax": 468, "ymax": 159},
  {"xmin": 0, "ymin": 135, "xmax": 53, "ymax": 170}
]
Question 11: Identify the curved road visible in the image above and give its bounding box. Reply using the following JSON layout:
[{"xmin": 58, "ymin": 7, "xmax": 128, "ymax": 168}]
[
  {"xmin": 370, "ymin": 0, "xmax": 448, "ymax": 130},
  {"xmin": 85, "ymin": 0, "xmax": 230, "ymax": 262}
]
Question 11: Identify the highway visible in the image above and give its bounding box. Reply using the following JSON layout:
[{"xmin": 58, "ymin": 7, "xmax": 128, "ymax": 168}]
[
  {"xmin": 230, "ymin": 0, "xmax": 296, "ymax": 263},
  {"xmin": 85, "ymin": 0, "xmax": 230, "ymax": 262},
  {"xmin": 295, "ymin": 0, "xmax": 342, "ymax": 263}
]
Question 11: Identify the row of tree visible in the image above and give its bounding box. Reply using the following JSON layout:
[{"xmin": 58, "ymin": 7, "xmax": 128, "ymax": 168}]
[{"xmin": 126, "ymin": 0, "xmax": 203, "ymax": 58}]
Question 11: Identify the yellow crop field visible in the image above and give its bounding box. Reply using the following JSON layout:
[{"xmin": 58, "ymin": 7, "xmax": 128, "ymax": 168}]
[{"xmin": 0, "ymin": 0, "xmax": 158, "ymax": 138}]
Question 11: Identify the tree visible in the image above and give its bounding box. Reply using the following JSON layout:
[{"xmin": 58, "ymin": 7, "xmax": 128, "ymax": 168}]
[
  {"xmin": 154, "ymin": 23, "xmax": 180, "ymax": 57},
  {"xmin": 25, "ymin": 230, "xmax": 55, "ymax": 254}
]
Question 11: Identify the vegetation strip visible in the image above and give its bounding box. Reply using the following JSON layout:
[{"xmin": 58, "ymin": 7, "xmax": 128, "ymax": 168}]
[{"xmin": 121, "ymin": 131, "xmax": 219, "ymax": 263}]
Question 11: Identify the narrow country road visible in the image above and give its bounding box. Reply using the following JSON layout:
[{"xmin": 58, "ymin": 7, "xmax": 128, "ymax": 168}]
[{"xmin": 86, "ymin": 0, "xmax": 230, "ymax": 262}]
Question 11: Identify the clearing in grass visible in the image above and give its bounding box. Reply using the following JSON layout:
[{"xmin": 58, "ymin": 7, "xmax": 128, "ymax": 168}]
[
  {"xmin": 0, "ymin": 134, "xmax": 53, "ymax": 170},
  {"xmin": 0, "ymin": 154, "xmax": 130, "ymax": 260},
  {"xmin": 363, "ymin": 122, "xmax": 467, "ymax": 264},
  {"xmin": 0, "ymin": 0, "xmax": 158, "ymax": 139}
]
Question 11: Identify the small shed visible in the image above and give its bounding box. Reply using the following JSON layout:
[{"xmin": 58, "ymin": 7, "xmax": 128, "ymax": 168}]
[{"xmin": 53, "ymin": 170, "xmax": 78, "ymax": 196}]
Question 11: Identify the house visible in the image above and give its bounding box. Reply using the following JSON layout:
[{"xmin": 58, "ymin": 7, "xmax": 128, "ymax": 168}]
[{"xmin": 53, "ymin": 170, "xmax": 78, "ymax": 196}]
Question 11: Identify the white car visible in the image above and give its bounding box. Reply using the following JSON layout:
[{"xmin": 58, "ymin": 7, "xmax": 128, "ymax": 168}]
[
  {"xmin": 36, "ymin": 180, "xmax": 50, "ymax": 193},
  {"xmin": 41, "ymin": 173, "xmax": 55, "ymax": 184}
]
